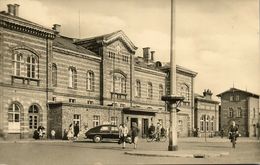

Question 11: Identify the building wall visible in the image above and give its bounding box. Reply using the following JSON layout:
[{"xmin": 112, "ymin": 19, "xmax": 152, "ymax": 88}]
[
  {"xmin": 52, "ymin": 48, "xmax": 101, "ymax": 105},
  {"xmin": 0, "ymin": 27, "xmax": 51, "ymax": 138},
  {"xmin": 248, "ymin": 97, "xmax": 259, "ymax": 137}
]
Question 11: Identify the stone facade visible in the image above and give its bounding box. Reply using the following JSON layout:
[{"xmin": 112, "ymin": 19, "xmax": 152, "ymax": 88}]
[
  {"xmin": 194, "ymin": 90, "xmax": 219, "ymax": 137},
  {"xmin": 217, "ymin": 88, "xmax": 259, "ymax": 137},
  {"xmin": 0, "ymin": 4, "xmax": 197, "ymax": 139}
]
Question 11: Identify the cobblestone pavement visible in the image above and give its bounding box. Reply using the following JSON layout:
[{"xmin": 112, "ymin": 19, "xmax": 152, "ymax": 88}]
[{"xmin": 0, "ymin": 137, "xmax": 259, "ymax": 165}]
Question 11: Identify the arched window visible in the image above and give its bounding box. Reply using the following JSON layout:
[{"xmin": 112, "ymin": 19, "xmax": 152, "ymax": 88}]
[
  {"xmin": 52, "ymin": 63, "xmax": 57, "ymax": 87},
  {"xmin": 180, "ymin": 84, "xmax": 189, "ymax": 101},
  {"xmin": 206, "ymin": 115, "xmax": 210, "ymax": 132},
  {"xmin": 147, "ymin": 82, "xmax": 153, "ymax": 99},
  {"xmin": 68, "ymin": 67, "xmax": 77, "ymax": 88},
  {"xmin": 200, "ymin": 116, "xmax": 204, "ymax": 132},
  {"xmin": 87, "ymin": 71, "xmax": 95, "ymax": 91},
  {"xmin": 28, "ymin": 105, "xmax": 39, "ymax": 129},
  {"xmin": 159, "ymin": 84, "xmax": 163, "ymax": 100},
  {"xmin": 26, "ymin": 56, "xmax": 37, "ymax": 78},
  {"xmin": 8, "ymin": 103, "xmax": 21, "ymax": 132},
  {"xmin": 211, "ymin": 116, "xmax": 214, "ymax": 131},
  {"xmin": 111, "ymin": 73, "xmax": 126, "ymax": 94},
  {"xmin": 135, "ymin": 80, "xmax": 141, "ymax": 97},
  {"xmin": 228, "ymin": 108, "xmax": 234, "ymax": 118}
]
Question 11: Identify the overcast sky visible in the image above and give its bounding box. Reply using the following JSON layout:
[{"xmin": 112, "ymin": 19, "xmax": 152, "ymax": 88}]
[{"xmin": 1, "ymin": 0, "xmax": 259, "ymax": 98}]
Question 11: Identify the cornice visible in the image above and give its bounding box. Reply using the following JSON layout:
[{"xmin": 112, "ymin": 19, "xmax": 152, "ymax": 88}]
[
  {"xmin": 0, "ymin": 14, "xmax": 55, "ymax": 39},
  {"xmin": 134, "ymin": 66, "xmax": 166, "ymax": 77}
]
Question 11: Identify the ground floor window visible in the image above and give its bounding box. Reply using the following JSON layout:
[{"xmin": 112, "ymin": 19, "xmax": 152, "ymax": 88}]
[
  {"xmin": 111, "ymin": 116, "xmax": 117, "ymax": 125},
  {"xmin": 8, "ymin": 103, "xmax": 21, "ymax": 132},
  {"xmin": 28, "ymin": 105, "xmax": 39, "ymax": 129},
  {"xmin": 93, "ymin": 115, "xmax": 100, "ymax": 127},
  {"xmin": 73, "ymin": 114, "xmax": 81, "ymax": 125},
  {"xmin": 200, "ymin": 116, "xmax": 204, "ymax": 132}
]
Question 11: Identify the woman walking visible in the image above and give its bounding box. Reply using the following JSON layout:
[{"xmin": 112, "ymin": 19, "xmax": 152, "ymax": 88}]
[
  {"xmin": 131, "ymin": 122, "xmax": 139, "ymax": 149},
  {"xmin": 120, "ymin": 123, "xmax": 128, "ymax": 149}
]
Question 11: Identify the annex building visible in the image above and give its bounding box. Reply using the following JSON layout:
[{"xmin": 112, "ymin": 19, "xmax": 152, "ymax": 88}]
[{"xmin": 0, "ymin": 4, "xmax": 197, "ymax": 140}]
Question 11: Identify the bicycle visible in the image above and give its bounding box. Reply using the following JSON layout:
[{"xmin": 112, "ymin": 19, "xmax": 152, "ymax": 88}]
[{"xmin": 146, "ymin": 132, "xmax": 167, "ymax": 142}]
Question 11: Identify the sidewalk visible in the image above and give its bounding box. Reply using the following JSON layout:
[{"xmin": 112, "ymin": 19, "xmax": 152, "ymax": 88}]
[{"xmin": 178, "ymin": 137, "xmax": 260, "ymax": 143}]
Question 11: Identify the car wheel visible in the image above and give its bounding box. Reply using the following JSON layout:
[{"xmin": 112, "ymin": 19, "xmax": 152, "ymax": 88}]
[{"xmin": 93, "ymin": 135, "xmax": 102, "ymax": 143}]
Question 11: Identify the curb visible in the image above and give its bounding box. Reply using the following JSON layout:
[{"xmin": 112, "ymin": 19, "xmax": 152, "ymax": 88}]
[{"xmin": 124, "ymin": 150, "xmax": 230, "ymax": 158}]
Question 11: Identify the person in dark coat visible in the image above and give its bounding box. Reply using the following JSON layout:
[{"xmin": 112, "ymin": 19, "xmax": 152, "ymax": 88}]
[
  {"xmin": 131, "ymin": 122, "xmax": 139, "ymax": 149},
  {"xmin": 74, "ymin": 123, "xmax": 80, "ymax": 140},
  {"xmin": 228, "ymin": 121, "xmax": 239, "ymax": 142},
  {"xmin": 33, "ymin": 129, "xmax": 39, "ymax": 140}
]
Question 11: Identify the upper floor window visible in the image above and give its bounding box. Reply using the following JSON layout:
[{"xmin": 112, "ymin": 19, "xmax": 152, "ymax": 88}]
[
  {"xmin": 159, "ymin": 84, "xmax": 164, "ymax": 100},
  {"xmin": 111, "ymin": 73, "xmax": 126, "ymax": 94},
  {"xmin": 135, "ymin": 80, "xmax": 141, "ymax": 97},
  {"xmin": 235, "ymin": 95, "xmax": 240, "ymax": 101},
  {"xmin": 228, "ymin": 108, "xmax": 234, "ymax": 118},
  {"xmin": 237, "ymin": 107, "xmax": 242, "ymax": 117},
  {"xmin": 68, "ymin": 67, "xmax": 77, "ymax": 88},
  {"xmin": 52, "ymin": 63, "xmax": 57, "ymax": 87},
  {"xmin": 180, "ymin": 84, "xmax": 189, "ymax": 101},
  {"xmin": 12, "ymin": 49, "xmax": 39, "ymax": 79},
  {"xmin": 147, "ymin": 82, "xmax": 153, "ymax": 99},
  {"xmin": 86, "ymin": 71, "xmax": 95, "ymax": 91},
  {"xmin": 230, "ymin": 95, "xmax": 234, "ymax": 101}
]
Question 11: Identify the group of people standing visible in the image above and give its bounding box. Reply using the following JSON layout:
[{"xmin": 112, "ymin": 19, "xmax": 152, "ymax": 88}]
[
  {"xmin": 118, "ymin": 122, "xmax": 139, "ymax": 149},
  {"xmin": 63, "ymin": 123, "xmax": 80, "ymax": 141}
]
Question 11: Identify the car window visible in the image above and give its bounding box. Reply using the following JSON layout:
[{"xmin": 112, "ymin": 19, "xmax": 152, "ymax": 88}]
[
  {"xmin": 111, "ymin": 126, "xmax": 119, "ymax": 132},
  {"xmin": 100, "ymin": 126, "xmax": 110, "ymax": 132}
]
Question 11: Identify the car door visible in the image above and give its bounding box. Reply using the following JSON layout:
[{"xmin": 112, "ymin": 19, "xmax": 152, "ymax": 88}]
[
  {"xmin": 110, "ymin": 125, "xmax": 119, "ymax": 139},
  {"xmin": 99, "ymin": 125, "xmax": 110, "ymax": 138}
]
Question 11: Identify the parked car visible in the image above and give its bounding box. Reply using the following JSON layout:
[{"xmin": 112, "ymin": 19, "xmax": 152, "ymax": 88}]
[{"xmin": 85, "ymin": 124, "xmax": 132, "ymax": 143}]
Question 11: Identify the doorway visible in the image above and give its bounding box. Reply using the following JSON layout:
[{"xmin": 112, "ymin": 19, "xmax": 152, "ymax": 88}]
[
  {"xmin": 142, "ymin": 118, "xmax": 149, "ymax": 138},
  {"xmin": 131, "ymin": 118, "xmax": 138, "ymax": 128}
]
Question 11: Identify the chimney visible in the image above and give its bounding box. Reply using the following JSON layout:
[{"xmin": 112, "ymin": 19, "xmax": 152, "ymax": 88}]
[
  {"xmin": 203, "ymin": 89, "xmax": 213, "ymax": 100},
  {"xmin": 143, "ymin": 47, "xmax": 150, "ymax": 62},
  {"xmin": 7, "ymin": 4, "xmax": 15, "ymax": 16},
  {"xmin": 52, "ymin": 24, "xmax": 61, "ymax": 34},
  {"xmin": 14, "ymin": 4, "xmax": 19, "ymax": 16},
  {"xmin": 150, "ymin": 51, "xmax": 155, "ymax": 61}
]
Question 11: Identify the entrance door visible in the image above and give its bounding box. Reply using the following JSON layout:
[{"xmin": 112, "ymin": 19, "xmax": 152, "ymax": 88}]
[
  {"xmin": 142, "ymin": 118, "xmax": 149, "ymax": 138},
  {"xmin": 130, "ymin": 118, "xmax": 138, "ymax": 128}
]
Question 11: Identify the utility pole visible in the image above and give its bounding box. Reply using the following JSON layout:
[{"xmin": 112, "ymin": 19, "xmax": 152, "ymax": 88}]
[{"xmin": 162, "ymin": 0, "xmax": 184, "ymax": 151}]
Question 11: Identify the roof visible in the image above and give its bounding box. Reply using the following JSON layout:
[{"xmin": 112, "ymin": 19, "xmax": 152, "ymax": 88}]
[
  {"xmin": 216, "ymin": 87, "xmax": 259, "ymax": 98},
  {"xmin": 161, "ymin": 63, "xmax": 198, "ymax": 77},
  {"xmin": 75, "ymin": 30, "xmax": 138, "ymax": 53},
  {"xmin": 53, "ymin": 36, "xmax": 98, "ymax": 56}
]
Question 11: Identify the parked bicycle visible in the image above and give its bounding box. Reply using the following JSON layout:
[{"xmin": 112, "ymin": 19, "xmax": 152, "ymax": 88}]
[{"xmin": 146, "ymin": 132, "xmax": 167, "ymax": 142}]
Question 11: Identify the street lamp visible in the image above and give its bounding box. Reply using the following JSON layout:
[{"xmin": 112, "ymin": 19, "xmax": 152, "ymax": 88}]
[{"xmin": 161, "ymin": 0, "xmax": 184, "ymax": 151}]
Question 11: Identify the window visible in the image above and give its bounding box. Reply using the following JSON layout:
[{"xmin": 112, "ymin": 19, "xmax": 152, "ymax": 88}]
[
  {"xmin": 87, "ymin": 100, "xmax": 94, "ymax": 104},
  {"xmin": 68, "ymin": 67, "xmax": 77, "ymax": 88},
  {"xmin": 8, "ymin": 103, "xmax": 21, "ymax": 132},
  {"xmin": 211, "ymin": 116, "xmax": 214, "ymax": 131},
  {"xmin": 230, "ymin": 95, "xmax": 234, "ymax": 101},
  {"xmin": 180, "ymin": 84, "xmax": 189, "ymax": 101},
  {"xmin": 52, "ymin": 97, "xmax": 56, "ymax": 102},
  {"xmin": 12, "ymin": 52, "xmax": 23, "ymax": 76},
  {"xmin": 69, "ymin": 98, "xmax": 76, "ymax": 103},
  {"xmin": 200, "ymin": 116, "xmax": 204, "ymax": 132},
  {"xmin": 147, "ymin": 82, "xmax": 153, "ymax": 99},
  {"xmin": 111, "ymin": 73, "xmax": 126, "ymax": 94},
  {"xmin": 100, "ymin": 126, "xmax": 109, "ymax": 132},
  {"xmin": 228, "ymin": 108, "xmax": 234, "ymax": 118},
  {"xmin": 159, "ymin": 84, "xmax": 163, "ymax": 100},
  {"xmin": 108, "ymin": 52, "xmax": 115, "ymax": 59},
  {"xmin": 206, "ymin": 116, "xmax": 210, "ymax": 132},
  {"xmin": 111, "ymin": 117, "xmax": 117, "ymax": 125},
  {"xmin": 52, "ymin": 63, "xmax": 57, "ymax": 87},
  {"xmin": 28, "ymin": 105, "xmax": 39, "ymax": 129},
  {"xmin": 93, "ymin": 115, "xmax": 100, "ymax": 127},
  {"xmin": 237, "ymin": 107, "xmax": 242, "ymax": 117},
  {"xmin": 253, "ymin": 108, "xmax": 256, "ymax": 118},
  {"xmin": 73, "ymin": 114, "xmax": 81, "ymax": 125},
  {"xmin": 26, "ymin": 56, "xmax": 37, "ymax": 78},
  {"xmin": 86, "ymin": 71, "xmax": 94, "ymax": 91},
  {"xmin": 235, "ymin": 95, "xmax": 240, "ymax": 101},
  {"xmin": 12, "ymin": 49, "xmax": 39, "ymax": 78},
  {"xmin": 135, "ymin": 80, "xmax": 141, "ymax": 97}
]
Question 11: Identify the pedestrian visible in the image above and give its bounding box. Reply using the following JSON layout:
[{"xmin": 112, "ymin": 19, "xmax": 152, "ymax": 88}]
[
  {"xmin": 131, "ymin": 122, "xmax": 139, "ymax": 149},
  {"xmin": 220, "ymin": 129, "xmax": 224, "ymax": 138},
  {"xmin": 156, "ymin": 122, "xmax": 161, "ymax": 141},
  {"xmin": 120, "ymin": 123, "xmax": 128, "ymax": 149},
  {"xmin": 67, "ymin": 123, "xmax": 74, "ymax": 141},
  {"xmin": 228, "ymin": 121, "xmax": 239, "ymax": 148},
  {"xmin": 74, "ymin": 123, "xmax": 80, "ymax": 140},
  {"xmin": 148, "ymin": 123, "xmax": 155, "ymax": 138},
  {"xmin": 51, "ymin": 129, "xmax": 56, "ymax": 140},
  {"xmin": 62, "ymin": 129, "xmax": 68, "ymax": 140},
  {"xmin": 33, "ymin": 129, "xmax": 39, "ymax": 140}
]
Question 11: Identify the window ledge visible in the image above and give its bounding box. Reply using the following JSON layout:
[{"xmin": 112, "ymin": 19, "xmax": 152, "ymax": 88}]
[{"xmin": 11, "ymin": 75, "xmax": 40, "ymax": 86}]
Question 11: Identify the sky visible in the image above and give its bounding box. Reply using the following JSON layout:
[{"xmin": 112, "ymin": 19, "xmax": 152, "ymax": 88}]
[{"xmin": 1, "ymin": 0, "xmax": 259, "ymax": 99}]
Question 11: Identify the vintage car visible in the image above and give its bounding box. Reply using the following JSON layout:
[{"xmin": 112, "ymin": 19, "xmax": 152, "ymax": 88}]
[{"xmin": 85, "ymin": 124, "xmax": 131, "ymax": 143}]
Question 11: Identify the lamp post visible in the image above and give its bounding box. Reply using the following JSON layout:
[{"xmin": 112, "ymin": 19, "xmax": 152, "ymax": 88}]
[{"xmin": 162, "ymin": 0, "xmax": 184, "ymax": 151}]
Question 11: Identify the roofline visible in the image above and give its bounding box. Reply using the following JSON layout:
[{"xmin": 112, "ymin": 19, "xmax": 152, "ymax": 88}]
[
  {"xmin": 161, "ymin": 65, "xmax": 198, "ymax": 77},
  {"xmin": 216, "ymin": 87, "xmax": 259, "ymax": 97}
]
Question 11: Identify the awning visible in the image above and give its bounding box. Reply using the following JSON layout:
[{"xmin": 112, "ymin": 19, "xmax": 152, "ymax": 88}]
[{"xmin": 123, "ymin": 107, "xmax": 157, "ymax": 116}]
